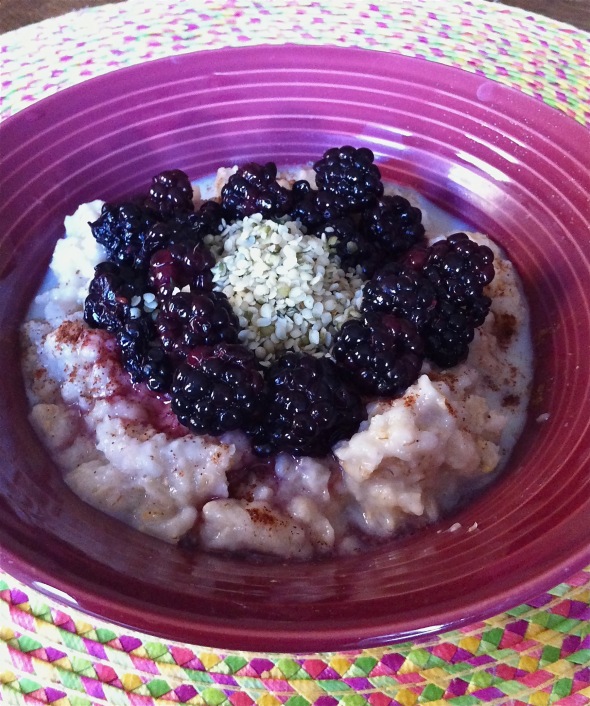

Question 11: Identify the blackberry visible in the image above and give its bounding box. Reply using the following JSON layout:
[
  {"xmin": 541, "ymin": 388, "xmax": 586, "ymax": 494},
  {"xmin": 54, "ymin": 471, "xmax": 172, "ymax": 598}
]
[
  {"xmin": 90, "ymin": 202, "xmax": 158, "ymax": 267},
  {"xmin": 127, "ymin": 220, "xmax": 197, "ymax": 269},
  {"xmin": 83, "ymin": 261, "xmax": 145, "ymax": 333},
  {"xmin": 136, "ymin": 222, "xmax": 174, "ymax": 264},
  {"xmin": 178, "ymin": 200, "xmax": 227, "ymax": 240},
  {"xmin": 149, "ymin": 241, "xmax": 215, "ymax": 300},
  {"xmin": 221, "ymin": 162, "xmax": 293, "ymax": 219},
  {"xmin": 362, "ymin": 194, "xmax": 425, "ymax": 257},
  {"xmin": 332, "ymin": 313, "xmax": 424, "ymax": 396},
  {"xmin": 290, "ymin": 188, "xmax": 349, "ymax": 232},
  {"xmin": 171, "ymin": 344, "xmax": 264, "ymax": 435},
  {"xmin": 313, "ymin": 146, "xmax": 384, "ymax": 212},
  {"xmin": 403, "ymin": 233, "xmax": 495, "ymax": 368},
  {"xmin": 138, "ymin": 346, "xmax": 174, "ymax": 392},
  {"xmin": 137, "ymin": 216, "xmax": 214, "ymax": 264},
  {"xmin": 291, "ymin": 179, "xmax": 313, "ymax": 201},
  {"xmin": 422, "ymin": 300, "xmax": 475, "ymax": 368},
  {"xmin": 157, "ymin": 290, "xmax": 239, "ymax": 358},
  {"xmin": 319, "ymin": 217, "xmax": 379, "ymax": 275},
  {"xmin": 145, "ymin": 169, "xmax": 194, "ymax": 220},
  {"xmin": 421, "ymin": 233, "xmax": 494, "ymax": 325},
  {"xmin": 251, "ymin": 353, "xmax": 364, "ymax": 457},
  {"xmin": 361, "ymin": 262, "xmax": 438, "ymax": 329},
  {"xmin": 146, "ymin": 219, "xmax": 193, "ymax": 247},
  {"xmin": 401, "ymin": 243, "xmax": 430, "ymax": 271},
  {"xmin": 117, "ymin": 318, "xmax": 173, "ymax": 392}
]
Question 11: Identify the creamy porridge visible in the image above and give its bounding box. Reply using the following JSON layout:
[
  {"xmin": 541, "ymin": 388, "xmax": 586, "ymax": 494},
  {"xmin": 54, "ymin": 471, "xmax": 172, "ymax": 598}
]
[{"xmin": 21, "ymin": 148, "xmax": 532, "ymax": 559}]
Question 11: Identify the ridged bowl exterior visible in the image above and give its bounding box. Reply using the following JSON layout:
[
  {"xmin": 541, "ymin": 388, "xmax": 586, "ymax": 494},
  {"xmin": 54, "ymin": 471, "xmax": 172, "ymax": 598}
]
[{"xmin": 0, "ymin": 45, "xmax": 589, "ymax": 652}]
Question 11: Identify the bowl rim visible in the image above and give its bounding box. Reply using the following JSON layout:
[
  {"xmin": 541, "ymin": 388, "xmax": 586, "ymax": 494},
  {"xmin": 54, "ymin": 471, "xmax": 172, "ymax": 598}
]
[{"xmin": 3, "ymin": 526, "xmax": 590, "ymax": 651}]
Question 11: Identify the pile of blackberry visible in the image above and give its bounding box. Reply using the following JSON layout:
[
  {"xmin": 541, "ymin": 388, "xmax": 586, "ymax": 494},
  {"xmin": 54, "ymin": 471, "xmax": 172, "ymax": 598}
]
[
  {"xmin": 84, "ymin": 169, "xmax": 223, "ymax": 397},
  {"xmin": 359, "ymin": 233, "xmax": 495, "ymax": 368},
  {"xmin": 83, "ymin": 147, "xmax": 495, "ymax": 457}
]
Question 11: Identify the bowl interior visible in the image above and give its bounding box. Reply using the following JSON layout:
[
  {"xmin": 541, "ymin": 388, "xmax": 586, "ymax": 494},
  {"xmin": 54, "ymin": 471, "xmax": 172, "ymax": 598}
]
[{"xmin": 1, "ymin": 45, "xmax": 589, "ymax": 652}]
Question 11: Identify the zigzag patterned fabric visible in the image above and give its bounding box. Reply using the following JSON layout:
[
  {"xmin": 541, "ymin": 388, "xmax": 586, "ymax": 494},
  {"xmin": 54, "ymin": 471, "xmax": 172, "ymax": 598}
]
[{"xmin": 1, "ymin": 569, "xmax": 589, "ymax": 704}]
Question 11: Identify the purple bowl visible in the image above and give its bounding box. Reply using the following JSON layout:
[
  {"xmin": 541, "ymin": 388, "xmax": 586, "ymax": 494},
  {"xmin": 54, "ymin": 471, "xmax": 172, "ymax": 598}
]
[{"xmin": 0, "ymin": 45, "xmax": 589, "ymax": 652}]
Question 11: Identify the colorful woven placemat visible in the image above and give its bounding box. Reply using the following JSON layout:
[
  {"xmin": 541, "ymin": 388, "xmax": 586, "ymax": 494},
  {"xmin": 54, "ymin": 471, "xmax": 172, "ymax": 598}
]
[
  {"xmin": 1, "ymin": 1, "xmax": 589, "ymax": 704},
  {"xmin": 1, "ymin": 0, "xmax": 589, "ymax": 124},
  {"xmin": 1, "ymin": 567, "xmax": 589, "ymax": 706}
]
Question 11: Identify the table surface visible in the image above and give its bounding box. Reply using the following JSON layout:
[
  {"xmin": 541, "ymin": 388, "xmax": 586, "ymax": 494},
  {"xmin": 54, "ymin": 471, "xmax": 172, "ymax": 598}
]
[{"xmin": 2, "ymin": 0, "xmax": 590, "ymax": 32}]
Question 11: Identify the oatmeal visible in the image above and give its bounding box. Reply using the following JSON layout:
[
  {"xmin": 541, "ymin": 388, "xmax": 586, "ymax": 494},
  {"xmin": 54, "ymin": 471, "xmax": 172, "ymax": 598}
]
[{"xmin": 21, "ymin": 147, "xmax": 533, "ymax": 559}]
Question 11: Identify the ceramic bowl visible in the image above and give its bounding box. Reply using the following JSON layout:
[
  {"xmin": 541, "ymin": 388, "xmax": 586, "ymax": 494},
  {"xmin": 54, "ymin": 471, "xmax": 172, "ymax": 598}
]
[{"xmin": 1, "ymin": 45, "xmax": 589, "ymax": 652}]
